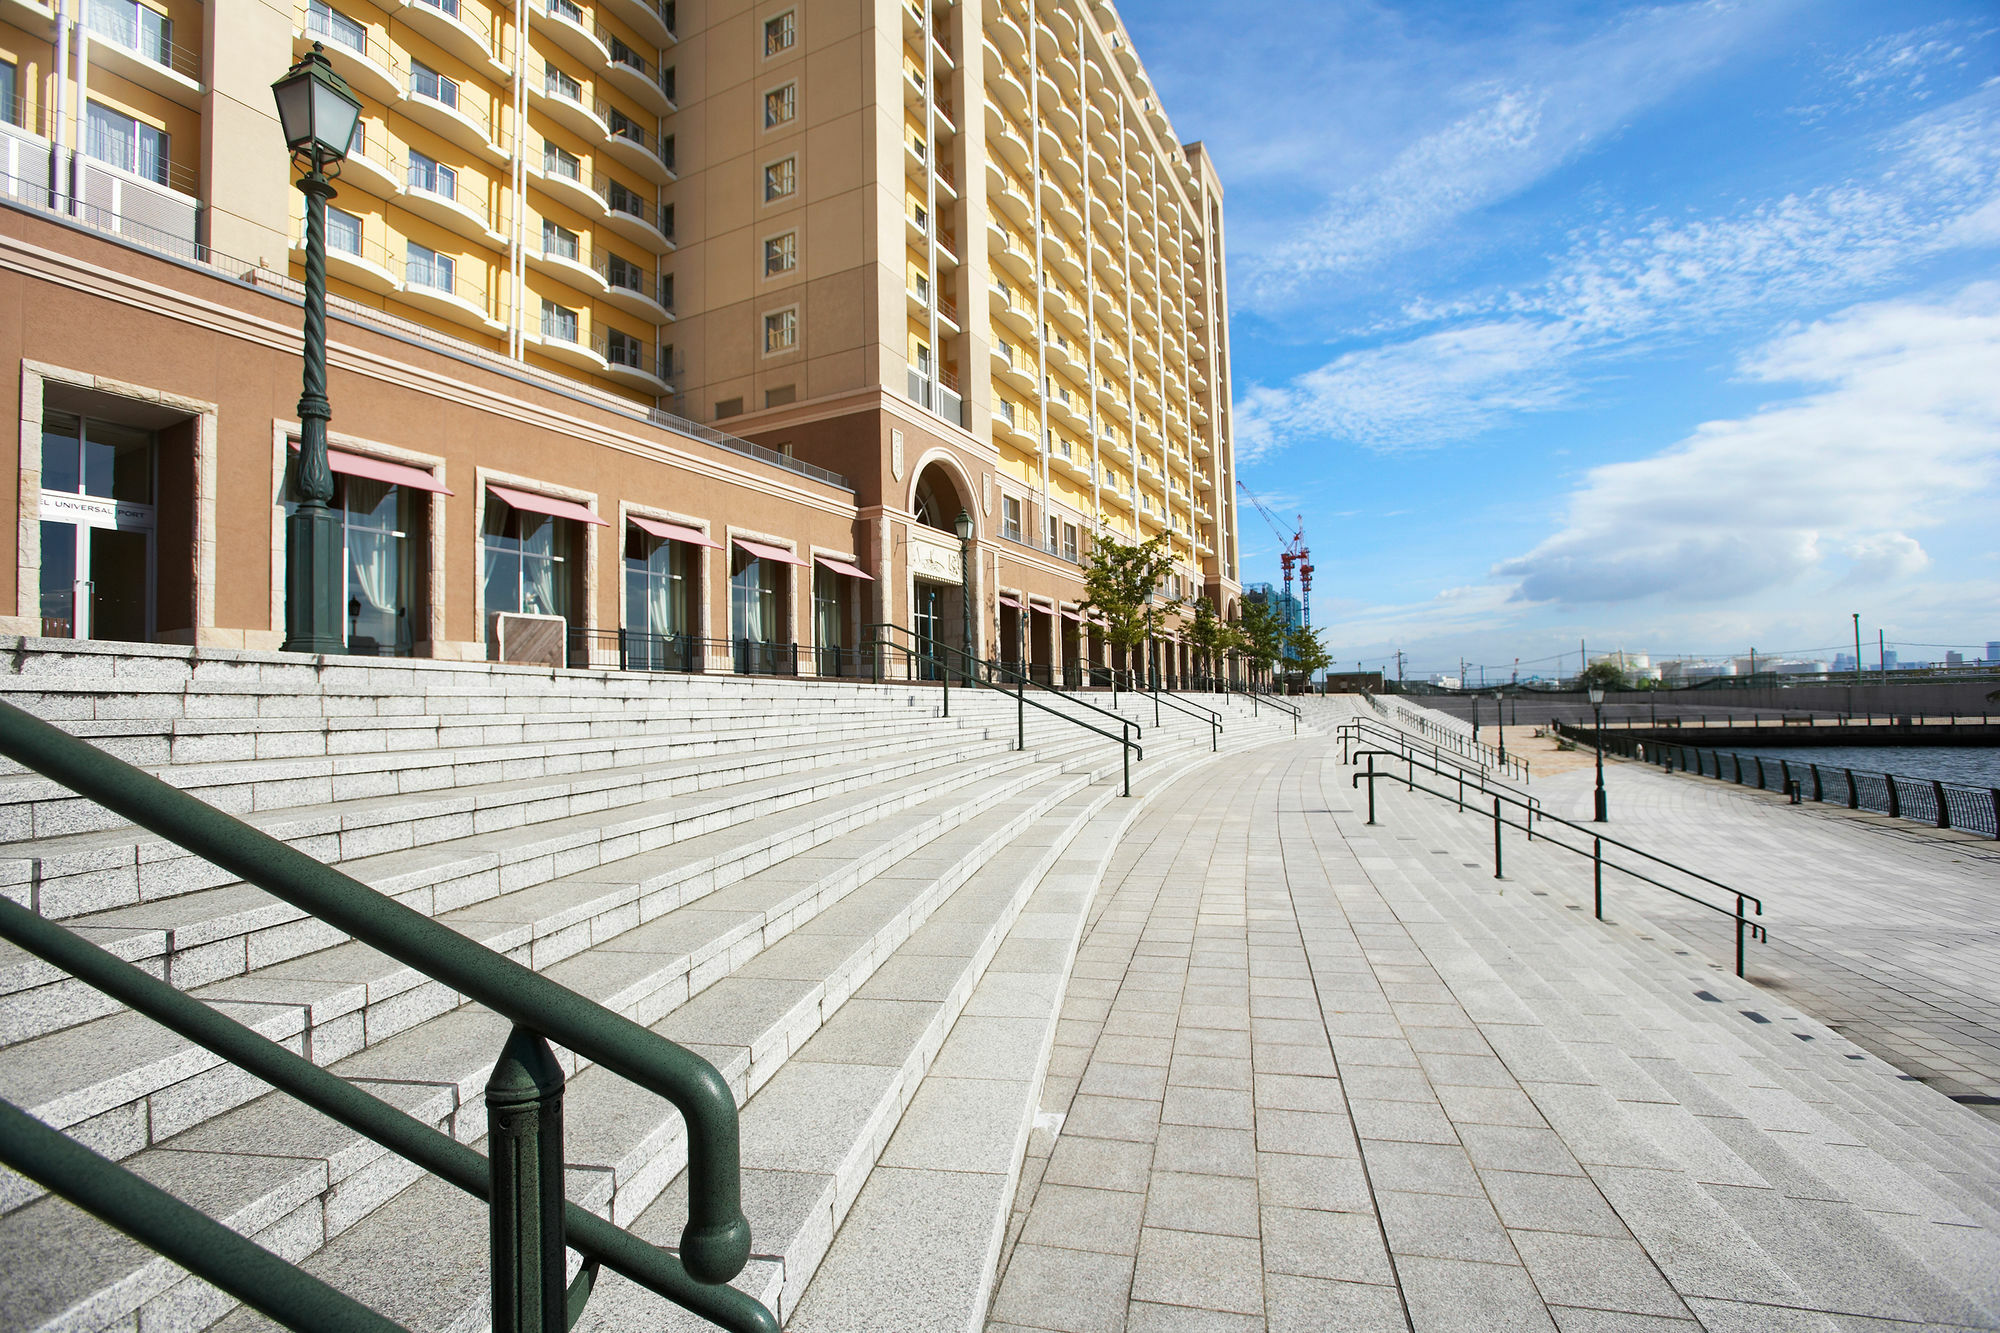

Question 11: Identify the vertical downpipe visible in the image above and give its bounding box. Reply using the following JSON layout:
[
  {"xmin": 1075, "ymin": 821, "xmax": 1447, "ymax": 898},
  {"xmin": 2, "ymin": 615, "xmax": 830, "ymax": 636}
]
[
  {"xmin": 509, "ymin": 0, "xmax": 529, "ymax": 357},
  {"xmin": 52, "ymin": 0, "xmax": 70, "ymax": 212}
]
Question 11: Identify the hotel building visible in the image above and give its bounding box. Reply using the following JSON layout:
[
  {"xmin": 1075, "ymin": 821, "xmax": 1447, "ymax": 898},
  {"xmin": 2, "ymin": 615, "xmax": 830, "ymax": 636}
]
[{"xmin": 0, "ymin": 0, "xmax": 1241, "ymax": 679}]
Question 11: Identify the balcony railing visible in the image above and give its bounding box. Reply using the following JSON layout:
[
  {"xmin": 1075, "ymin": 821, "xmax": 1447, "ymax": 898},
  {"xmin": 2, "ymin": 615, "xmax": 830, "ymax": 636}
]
[{"xmin": 86, "ymin": 0, "xmax": 203, "ymax": 81}]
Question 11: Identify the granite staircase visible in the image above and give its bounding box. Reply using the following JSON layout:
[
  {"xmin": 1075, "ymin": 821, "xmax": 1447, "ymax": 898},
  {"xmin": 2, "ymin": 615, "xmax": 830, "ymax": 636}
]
[{"xmin": 0, "ymin": 641, "xmax": 1300, "ymax": 1333}]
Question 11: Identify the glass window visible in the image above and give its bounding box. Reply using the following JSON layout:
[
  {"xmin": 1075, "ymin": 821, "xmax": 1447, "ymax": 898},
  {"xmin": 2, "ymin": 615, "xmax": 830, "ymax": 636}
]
[
  {"xmin": 41, "ymin": 412, "xmax": 153, "ymax": 503},
  {"xmin": 542, "ymin": 299, "xmax": 579, "ymax": 342},
  {"xmin": 764, "ymin": 11, "xmax": 794, "ymax": 55},
  {"xmin": 305, "ymin": 0, "xmax": 365, "ymax": 51},
  {"xmin": 1002, "ymin": 495, "xmax": 1021, "ymax": 541},
  {"xmin": 730, "ymin": 550, "xmax": 780, "ymax": 644},
  {"xmin": 763, "ymin": 308, "xmax": 796, "ymax": 353},
  {"xmin": 624, "ymin": 526, "xmax": 694, "ymax": 640},
  {"xmin": 326, "ymin": 205, "xmax": 363, "ymax": 255},
  {"xmin": 605, "ymin": 328, "xmax": 644, "ymax": 368},
  {"xmin": 410, "ymin": 60, "xmax": 458, "ymax": 108},
  {"xmin": 607, "ymin": 107, "xmax": 643, "ymax": 144},
  {"xmin": 339, "ymin": 474, "xmax": 414, "ymax": 654},
  {"xmin": 546, "ymin": 66, "xmax": 582, "ymax": 102},
  {"xmin": 541, "ymin": 218, "xmax": 579, "ymax": 260},
  {"xmin": 543, "ymin": 142, "xmax": 581, "ymax": 180},
  {"xmin": 764, "ymin": 83, "xmax": 795, "ymax": 128},
  {"xmin": 1, "ymin": 61, "xmax": 16, "ymax": 128},
  {"xmin": 606, "ymin": 179, "xmax": 644, "ymax": 217},
  {"xmin": 549, "ymin": 0, "xmax": 582, "ymax": 20},
  {"xmin": 406, "ymin": 241, "xmax": 453, "ymax": 292},
  {"xmin": 88, "ymin": 0, "xmax": 172, "ymax": 62},
  {"xmin": 605, "ymin": 252, "xmax": 642, "ymax": 292},
  {"xmin": 84, "ymin": 103, "xmax": 169, "ymax": 186},
  {"xmin": 407, "ymin": 150, "xmax": 456, "ymax": 199},
  {"xmin": 763, "ymin": 157, "xmax": 796, "ymax": 201},
  {"xmin": 483, "ymin": 496, "xmax": 571, "ymax": 621},
  {"xmin": 764, "ymin": 232, "xmax": 796, "ymax": 276}
]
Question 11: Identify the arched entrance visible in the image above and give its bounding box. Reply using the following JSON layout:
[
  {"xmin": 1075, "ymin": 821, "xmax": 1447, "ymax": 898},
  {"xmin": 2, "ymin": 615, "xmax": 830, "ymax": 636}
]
[{"xmin": 907, "ymin": 459, "xmax": 975, "ymax": 679}]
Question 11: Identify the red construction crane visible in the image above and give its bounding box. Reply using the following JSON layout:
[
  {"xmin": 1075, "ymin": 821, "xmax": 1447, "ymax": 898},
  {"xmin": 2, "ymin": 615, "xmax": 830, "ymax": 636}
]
[{"xmin": 1235, "ymin": 481, "xmax": 1309, "ymax": 629}]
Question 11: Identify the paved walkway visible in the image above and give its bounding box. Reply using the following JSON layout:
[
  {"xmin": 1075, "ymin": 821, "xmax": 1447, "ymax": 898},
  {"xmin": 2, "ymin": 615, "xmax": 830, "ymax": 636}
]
[
  {"xmin": 983, "ymin": 725, "xmax": 2000, "ymax": 1333},
  {"xmin": 1531, "ymin": 755, "xmax": 2000, "ymax": 1109}
]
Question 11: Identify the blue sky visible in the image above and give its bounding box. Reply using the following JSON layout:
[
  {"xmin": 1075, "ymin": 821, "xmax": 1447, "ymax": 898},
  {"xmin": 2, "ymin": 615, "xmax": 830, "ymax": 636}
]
[{"xmin": 1121, "ymin": 0, "xmax": 2000, "ymax": 680}]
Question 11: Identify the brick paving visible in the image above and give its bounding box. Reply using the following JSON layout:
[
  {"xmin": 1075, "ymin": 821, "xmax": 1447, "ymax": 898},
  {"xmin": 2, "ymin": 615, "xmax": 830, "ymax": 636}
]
[{"xmin": 983, "ymin": 720, "xmax": 2000, "ymax": 1332}]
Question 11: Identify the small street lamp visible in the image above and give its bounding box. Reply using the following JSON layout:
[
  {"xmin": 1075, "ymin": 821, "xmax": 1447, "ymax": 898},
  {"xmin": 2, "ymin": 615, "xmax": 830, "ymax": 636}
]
[
  {"xmin": 954, "ymin": 509, "xmax": 974, "ymax": 683},
  {"xmin": 272, "ymin": 44, "xmax": 362, "ymax": 654},
  {"xmin": 1589, "ymin": 685, "xmax": 1608, "ymax": 822}
]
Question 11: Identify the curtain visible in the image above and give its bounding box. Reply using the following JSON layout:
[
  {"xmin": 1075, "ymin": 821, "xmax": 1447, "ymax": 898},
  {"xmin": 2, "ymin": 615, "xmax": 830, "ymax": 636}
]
[{"xmin": 348, "ymin": 528, "xmax": 395, "ymax": 613}]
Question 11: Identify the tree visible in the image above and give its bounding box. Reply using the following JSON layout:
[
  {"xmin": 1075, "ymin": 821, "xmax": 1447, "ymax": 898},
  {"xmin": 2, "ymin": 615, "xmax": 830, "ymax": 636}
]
[
  {"xmin": 1282, "ymin": 624, "xmax": 1333, "ymax": 687},
  {"xmin": 1236, "ymin": 599, "xmax": 1286, "ymax": 683},
  {"xmin": 1187, "ymin": 597, "xmax": 1240, "ymax": 687},
  {"xmin": 1079, "ymin": 533, "xmax": 1181, "ymax": 678},
  {"xmin": 1577, "ymin": 660, "xmax": 1627, "ymax": 692}
]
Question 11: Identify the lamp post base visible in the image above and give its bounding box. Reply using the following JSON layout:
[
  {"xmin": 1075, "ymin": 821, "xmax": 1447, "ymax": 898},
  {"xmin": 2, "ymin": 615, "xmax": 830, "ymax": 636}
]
[
  {"xmin": 281, "ymin": 503, "xmax": 347, "ymax": 654},
  {"xmin": 1594, "ymin": 788, "xmax": 1608, "ymax": 823}
]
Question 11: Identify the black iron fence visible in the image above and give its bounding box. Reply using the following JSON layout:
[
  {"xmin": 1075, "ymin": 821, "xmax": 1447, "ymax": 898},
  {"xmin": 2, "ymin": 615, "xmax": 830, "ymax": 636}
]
[{"xmin": 1568, "ymin": 726, "xmax": 2000, "ymax": 839}]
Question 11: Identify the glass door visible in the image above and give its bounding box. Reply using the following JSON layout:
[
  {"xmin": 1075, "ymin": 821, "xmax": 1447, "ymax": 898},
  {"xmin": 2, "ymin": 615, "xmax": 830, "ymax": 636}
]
[
  {"xmin": 38, "ymin": 414, "xmax": 156, "ymax": 642},
  {"xmin": 912, "ymin": 582, "xmax": 941, "ymax": 681}
]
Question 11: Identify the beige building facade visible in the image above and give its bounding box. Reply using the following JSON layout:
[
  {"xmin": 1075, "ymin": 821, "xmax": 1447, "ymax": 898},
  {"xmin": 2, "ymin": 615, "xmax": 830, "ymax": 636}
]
[{"xmin": 0, "ymin": 0, "xmax": 1241, "ymax": 681}]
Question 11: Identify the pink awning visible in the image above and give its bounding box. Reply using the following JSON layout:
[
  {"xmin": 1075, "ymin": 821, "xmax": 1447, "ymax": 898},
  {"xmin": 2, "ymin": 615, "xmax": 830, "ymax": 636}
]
[
  {"xmin": 487, "ymin": 484, "xmax": 608, "ymax": 526},
  {"xmin": 814, "ymin": 555, "xmax": 875, "ymax": 582},
  {"xmin": 1060, "ymin": 607, "xmax": 1083, "ymax": 622},
  {"xmin": 997, "ymin": 595, "xmax": 1023, "ymax": 610},
  {"xmin": 733, "ymin": 537, "xmax": 809, "ymax": 567},
  {"xmin": 294, "ymin": 447, "xmax": 455, "ymax": 494},
  {"xmin": 629, "ymin": 515, "xmax": 721, "ymax": 548}
]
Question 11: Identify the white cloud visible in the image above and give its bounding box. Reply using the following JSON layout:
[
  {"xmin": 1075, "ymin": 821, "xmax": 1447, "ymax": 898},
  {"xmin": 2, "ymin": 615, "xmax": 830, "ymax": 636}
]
[
  {"xmin": 1236, "ymin": 1, "xmax": 1796, "ymax": 309},
  {"xmin": 1236, "ymin": 87, "xmax": 2000, "ymax": 457},
  {"xmin": 1491, "ymin": 283, "xmax": 2000, "ymax": 607}
]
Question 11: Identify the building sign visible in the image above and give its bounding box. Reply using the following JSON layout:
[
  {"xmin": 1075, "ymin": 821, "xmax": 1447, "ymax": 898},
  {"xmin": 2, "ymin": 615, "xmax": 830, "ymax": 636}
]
[
  {"xmin": 908, "ymin": 529, "xmax": 962, "ymax": 585},
  {"xmin": 39, "ymin": 493, "xmax": 152, "ymax": 530}
]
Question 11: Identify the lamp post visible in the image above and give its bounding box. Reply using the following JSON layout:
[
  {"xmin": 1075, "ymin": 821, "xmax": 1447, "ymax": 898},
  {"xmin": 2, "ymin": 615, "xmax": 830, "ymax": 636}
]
[
  {"xmin": 272, "ymin": 45, "xmax": 363, "ymax": 655},
  {"xmin": 1494, "ymin": 694, "xmax": 1505, "ymax": 765},
  {"xmin": 954, "ymin": 509, "xmax": 974, "ymax": 683},
  {"xmin": 1589, "ymin": 685, "xmax": 1607, "ymax": 822}
]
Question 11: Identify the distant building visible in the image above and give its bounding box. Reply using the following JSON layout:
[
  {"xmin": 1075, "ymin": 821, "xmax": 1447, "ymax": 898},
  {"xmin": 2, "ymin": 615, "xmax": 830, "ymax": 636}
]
[
  {"xmin": 1832, "ymin": 653, "xmax": 1857, "ymax": 673},
  {"xmin": 1988, "ymin": 642, "xmax": 2000, "ymax": 663},
  {"xmin": 1242, "ymin": 583, "xmax": 1303, "ymax": 634},
  {"xmin": 1773, "ymin": 661, "xmax": 1828, "ymax": 675},
  {"xmin": 1683, "ymin": 663, "xmax": 1736, "ymax": 679},
  {"xmin": 1947, "ymin": 651, "xmax": 1965, "ymax": 667}
]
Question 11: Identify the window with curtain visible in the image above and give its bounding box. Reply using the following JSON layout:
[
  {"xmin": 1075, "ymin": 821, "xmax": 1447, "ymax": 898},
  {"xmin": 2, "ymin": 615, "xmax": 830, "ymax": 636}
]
[
  {"xmin": 624, "ymin": 527, "xmax": 694, "ymax": 643},
  {"xmin": 326, "ymin": 205, "xmax": 363, "ymax": 256},
  {"xmin": 85, "ymin": 102, "xmax": 169, "ymax": 186},
  {"xmin": 340, "ymin": 476, "xmax": 411, "ymax": 654},
  {"xmin": 729, "ymin": 550, "xmax": 780, "ymax": 645},
  {"xmin": 305, "ymin": 0, "xmax": 364, "ymax": 52},
  {"xmin": 483, "ymin": 498, "xmax": 570, "ymax": 622},
  {"xmin": 407, "ymin": 150, "xmax": 456, "ymax": 199}
]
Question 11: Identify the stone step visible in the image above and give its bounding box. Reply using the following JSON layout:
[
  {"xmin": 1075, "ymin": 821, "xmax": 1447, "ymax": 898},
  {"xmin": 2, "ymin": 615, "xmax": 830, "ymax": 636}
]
[{"xmin": 0, "ymin": 765, "xmax": 1105, "ymax": 1333}]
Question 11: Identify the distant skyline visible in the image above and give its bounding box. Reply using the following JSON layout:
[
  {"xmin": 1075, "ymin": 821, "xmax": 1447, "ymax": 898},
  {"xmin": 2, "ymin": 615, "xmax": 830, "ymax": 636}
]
[{"xmin": 1122, "ymin": 0, "xmax": 2000, "ymax": 678}]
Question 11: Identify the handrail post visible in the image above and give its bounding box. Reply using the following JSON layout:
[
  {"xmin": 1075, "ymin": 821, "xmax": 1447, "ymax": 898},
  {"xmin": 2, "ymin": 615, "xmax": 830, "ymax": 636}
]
[
  {"xmin": 1493, "ymin": 796, "xmax": 1503, "ymax": 880},
  {"xmin": 487, "ymin": 1026, "xmax": 569, "ymax": 1333},
  {"xmin": 1593, "ymin": 838, "xmax": 1602, "ymax": 920},
  {"xmin": 1365, "ymin": 753, "xmax": 1377, "ymax": 825},
  {"xmin": 1017, "ymin": 672, "xmax": 1025, "ymax": 751},
  {"xmin": 1735, "ymin": 894, "xmax": 1747, "ymax": 978},
  {"xmin": 1122, "ymin": 721, "xmax": 1131, "ymax": 798}
]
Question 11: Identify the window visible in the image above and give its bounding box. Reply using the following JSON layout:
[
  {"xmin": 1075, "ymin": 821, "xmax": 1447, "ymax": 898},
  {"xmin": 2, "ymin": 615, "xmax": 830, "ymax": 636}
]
[
  {"xmin": 604, "ymin": 328, "xmax": 645, "ymax": 369},
  {"xmin": 764, "ymin": 83, "xmax": 795, "ymax": 128},
  {"xmin": 997, "ymin": 399, "xmax": 1015, "ymax": 425},
  {"xmin": 763, "ymin": 157, "xmax": 796, "ymax": 201},
  {"xmin": 912, "ymin": 204, "xmax": 927, "ymax": 232},
  {"xmin": 608, "ymin": 35, "xmax": 645, "ymax": 74},
  {"xmin": 483, "ymin": 496, "xmax": 572, "ymax": 622},
  {"xmin": 87, "ymin": 0, "xmax": 172, "ymax": 63},
  {"xmin": 84, "ymin": 103, "xmax": 170, "ymax": 186},
  {"xmin": 326, "ymin": 205, "xmax": 363, "ymax": 255},
  {"xmin": 764, "ymin": 232, "xmax": 796, "ymax": 276},
  {"xmin": 660, "ymin": 65, "xmax": 676, "ymax": 103},
  {"xmin": 415, "ymin": 0, "xmax": 460, "ymax": 15},
  {"xmin": 763, "ymin": 11, "xmax": 794, "ymax": 56},
  {"xmin": 410, "ymin": 60, "xmax": 458, "ymax": 109},
  {"xmin": 607, "ymin": 106, "xmax": 644, "ymax": 145},
  {"xmin": 305, "ymin": 0, "xmax": 365, "ymax": 52},
  {"xmin": 1001, "ymin": 496, "xmax": 1022, "ymax": 541},
  {"xmin": 606, "ymin": 179, "xmax": 645, "ymax": 219},
  {"xmin": 1062, "ymin": 523, "xmax": 1079, "ymax": 563},
  {"xmin": 0, "ymin": 61, "xmax": 15, "ymax": 128},
  {"xmin": 405, "ymin": 241, "xmax": 454, "ymax": 292},
  {"xmin": 543, "ymin": 142, "xmax": 581, "ymax": 180},
  {"xmin": 714, "ymin": 397, "xmax": 744, "ymax": 419},
  {"xmin": 625, "ymin": 524, "xmax": 695, "ymax": 647},
  {"xmin": 542, "ymin": 299, "xmax": 579, "ymax": 343},
  {"xmin": 658, "ymin": 133, "xmax": 675, "ymax": 172},
  {"xmin": 730, "ymin": 547, "xmax": 783, "ymax": 659},
  {"xmin": 406, "ymin": 150, "xmax": 456, "ymax": 200},
  {"xmin": 763, "ymin": 308, "xmax": 797, "ymax": 354},
  {"xmin": 913, "ymin": 272, "xmax": 929, "ymax": 305},
  {"xmin": 335, "ymin": 472, "xmax": 416, "ymax": 654},
  {"xmin": 605, "ymin": 252, "xmax": 644, "ymax": 293},
  {"xmin": 546, "ymin": 65, "xmax": 582, "ymax": 102},
  {"xmin": 548, "ymin": 0, "xmax": 583, "ymax": 21},
  {"xmin": 541, "ymin": 219, "xmax": 579, "ymax": 261},
  {"xmin": 658, "ymin": 273, "xmax": 675, "ymax": 309}
]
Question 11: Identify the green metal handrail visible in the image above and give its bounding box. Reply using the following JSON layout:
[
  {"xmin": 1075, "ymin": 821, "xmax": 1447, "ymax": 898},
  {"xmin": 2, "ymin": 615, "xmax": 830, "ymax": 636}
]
[
  {"xmin": 864, "ymin": 624, "xmax": 1144, "ymax": 797},
  {"xmin": 1222, "ymin": 682, "xmax": 1301, "ymax": 731},
  {"xmin": 0, "ymin": 698, "xmax": 772, "ymax": 1333}
]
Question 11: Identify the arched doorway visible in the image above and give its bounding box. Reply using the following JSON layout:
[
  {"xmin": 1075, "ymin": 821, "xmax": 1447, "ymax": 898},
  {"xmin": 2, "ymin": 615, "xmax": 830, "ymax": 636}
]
[{"xmin": 907, "ymin": 459, "xmax": 975, "ymax": 679}]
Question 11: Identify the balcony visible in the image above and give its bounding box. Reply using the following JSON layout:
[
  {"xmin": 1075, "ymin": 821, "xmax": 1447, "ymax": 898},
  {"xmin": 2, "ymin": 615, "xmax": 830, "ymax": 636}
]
[
  {"xmin": 295, "ymin": 19, "xmax": 400, "ymax": 105},
  {"xmin": 990, "ymin": 230, "xmax": 1033, "ymax": 285},
  {"xmin": 991, "ymin": 397, "xmax": 1036, "ymax": 451},
  {"xmin": 599, "ymin": 177, "xmax": 672, "ymax": 251},
  {"xmin": 990, "ymin": 283, "xmax": 1034, "ymax": 342},
  {"xmin": 536, "ymin": 0, "xmax": 613, "ymax": 70},
  {"xmin": 603, "ymin": 0, "xmax": 676, "ymax": 48},
  {"xmin": 400, "ymin": 78, "xmax": 504, "ymax": 164},
  {"xmin": 396, "ymin": 0, "xmax": 506, "ymax": 77},
  {"xmin": 603, "ymin": 35, "xmax": 676, "ymax": 115},
  {"xmin": 528, "ymin": 233, "xmax": 608, "ymax": 297},
  {"xmin": 599, "ymin": 255, "xmax": 673, "ymax": 323},
  {"xmin": 906, "ymin": 367, "xmax": 967, "ymax": 428},
  {"xmin": 988, "ymin": 7, "xmax": 1026, "ymax": 60},
  {"xmin": 533, "ymin": 310, "xmax": 609, "ymax": 372},
  {"xmin": 307, "ymin": 227, "xmax": 398, "ymax": 296},
  {"xmin": 84, "ymin": 0, "xmax": 203, "ymax": 107},
  {"xmin": 604, "ymin": 116, "xmax": 676, "ymax": 184},
  {"xmin": 533, "ymin": 69, "xmax": 612, "ymax": 143},
  {"xmin": 599, "ymin": 332, "xmax": 673, "ymax": 394},
  {"xmin": 402, "ymin": 168, "xmax": 502, "ymax": 245},
  {"xmin": 984, "ymin": 102, "xmax": 1030, "ymax": 175},
  {"xmin": 399, "ymin": 260, "xmax": 503, "ymax": 333},
  {"xmin": 986, "ymin": 47, "xmax": 1028, "ymax": 119}
]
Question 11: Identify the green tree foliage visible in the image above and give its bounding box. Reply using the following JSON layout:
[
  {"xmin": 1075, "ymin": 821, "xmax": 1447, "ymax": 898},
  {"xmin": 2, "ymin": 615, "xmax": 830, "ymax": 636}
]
[
  {"xmin": 1079, "ymin": 532, "xmax": 1181, "ymax": 652},
  {"xmin": 1236, "ymin": 599, "xmax": 1286, "ymax": 678},
  {"xmin": 1283, "ymin": 624, "xmax": 1333, "ymax": 681},
  {"xmin": 1577, "ymin": 660, "xmax": 1628, "ymax": 692}
]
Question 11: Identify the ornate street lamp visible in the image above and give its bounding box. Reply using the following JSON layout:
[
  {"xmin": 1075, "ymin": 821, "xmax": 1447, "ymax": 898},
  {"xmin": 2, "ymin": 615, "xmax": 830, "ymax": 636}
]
[
  {"xmin": 1589, "ymin": 685, "xmax": 1608, "ymax": 822},
  {"xmin": 954, "ymin": 508, "xmax": 974, "ymax": 684},
  {"xmin": 272, "ymin": 44, "xmax": 362, "ymax": 654}
]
